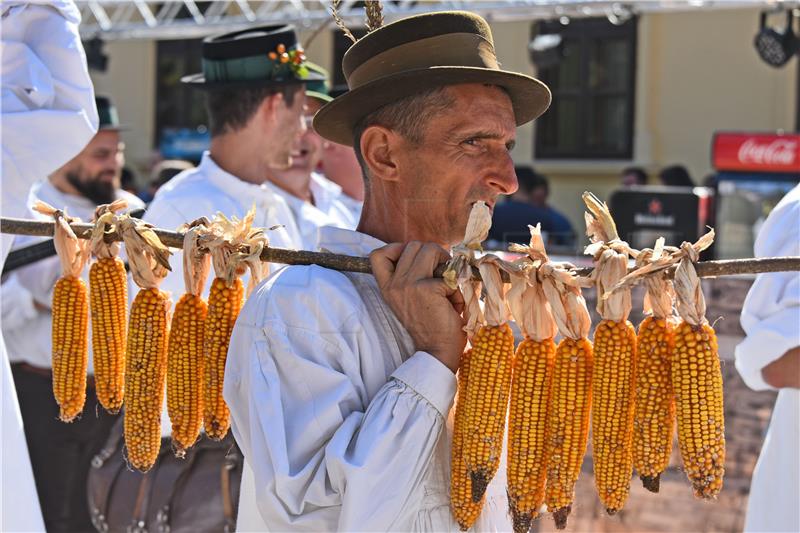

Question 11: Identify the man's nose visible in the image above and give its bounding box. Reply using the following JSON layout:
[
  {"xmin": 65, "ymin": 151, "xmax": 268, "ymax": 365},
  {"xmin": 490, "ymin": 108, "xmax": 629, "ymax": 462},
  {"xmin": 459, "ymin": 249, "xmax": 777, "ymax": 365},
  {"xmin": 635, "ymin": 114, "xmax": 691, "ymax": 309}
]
[{"xmin": 486, "ymin": 157, "xmax": 517, "ymax": 195}]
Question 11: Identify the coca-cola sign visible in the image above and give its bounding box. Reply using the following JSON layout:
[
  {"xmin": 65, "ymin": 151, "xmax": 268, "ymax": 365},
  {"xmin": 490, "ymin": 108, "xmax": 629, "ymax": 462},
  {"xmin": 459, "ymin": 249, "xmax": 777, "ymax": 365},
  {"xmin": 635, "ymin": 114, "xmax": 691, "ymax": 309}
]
[{"xmin": 713, "ymin": 133, "xmax": 800, "ymax": 173}]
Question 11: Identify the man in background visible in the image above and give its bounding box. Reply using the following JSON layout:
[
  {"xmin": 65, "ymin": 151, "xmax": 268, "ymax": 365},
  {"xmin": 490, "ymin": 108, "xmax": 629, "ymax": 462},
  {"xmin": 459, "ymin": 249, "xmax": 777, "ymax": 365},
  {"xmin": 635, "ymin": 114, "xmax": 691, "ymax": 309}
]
[
  {"xmin": 489, "ymin": 165, "xmax": 574, "ymax": 247},
  {"xmin": 318, "ymin": 86, "xmax": 364, "ymax": 222},
  {"xmin": 621, "ymin": 166, "xmax": 648, "ymax": 187},
  {"xmin": 4, "ymin": 95, "xmax": 143, "ymax": 532},
  {"xmin": 143, "ymin": 24, "xmax": 324, "ymax": 301},
  {"xmin": 262, "ymin": 64, "xmax": 357, "ymax": 249},
  {"xmin": 735, "ymin": 183, "xmax": 800, "ymax": 533}
]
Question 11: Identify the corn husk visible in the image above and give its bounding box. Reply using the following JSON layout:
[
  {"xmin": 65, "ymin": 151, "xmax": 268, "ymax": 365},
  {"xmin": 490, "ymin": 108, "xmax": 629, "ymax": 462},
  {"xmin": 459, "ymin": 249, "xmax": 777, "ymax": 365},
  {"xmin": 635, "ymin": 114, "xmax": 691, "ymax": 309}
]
[{"xmin": 33, "ymin": 201, "xmax": 89, "ymax": 279}]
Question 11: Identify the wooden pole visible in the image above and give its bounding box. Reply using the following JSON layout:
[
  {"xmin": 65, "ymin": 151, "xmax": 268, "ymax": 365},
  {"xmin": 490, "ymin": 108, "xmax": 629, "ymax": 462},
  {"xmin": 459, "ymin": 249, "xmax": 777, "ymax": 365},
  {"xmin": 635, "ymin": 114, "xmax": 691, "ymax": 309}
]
[{"xmin": 3, "ymin": 216, "xmax": 799, "ymax": 281}]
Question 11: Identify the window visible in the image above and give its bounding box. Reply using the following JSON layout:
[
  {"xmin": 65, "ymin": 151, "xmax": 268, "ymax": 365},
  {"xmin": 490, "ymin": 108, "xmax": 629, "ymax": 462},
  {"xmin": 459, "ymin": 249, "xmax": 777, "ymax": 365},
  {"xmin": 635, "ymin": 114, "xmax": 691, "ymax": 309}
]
[{"xmin": 534, "ymin": 17, "xmax": 637, "ymax": 159}]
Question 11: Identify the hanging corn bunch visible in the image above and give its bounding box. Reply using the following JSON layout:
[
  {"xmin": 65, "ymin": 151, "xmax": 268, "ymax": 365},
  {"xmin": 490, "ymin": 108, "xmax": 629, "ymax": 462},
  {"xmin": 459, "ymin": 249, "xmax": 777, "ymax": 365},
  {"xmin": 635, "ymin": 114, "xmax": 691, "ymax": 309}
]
[
  {"xmin": 119, "ymin": 216, "xmax": 172, "ymax": 472},
  {"xmin": 88, "ymin": 200, "xmax": 129, "ymax": 414},
  {"xmin": 203, "ymin": 208, "xmax": 268, "ymax": 440},
  {"xmin": 538, "ymin": 248, "xmax": 594, "ymax": 530},
  {"xmin": 505, "ymin": 225, "xmax": 559, "ymax": 533},
  {"xmin": 445, "ymin": 203, "xmax": 492, "ymax": 531},
  {"xmin": 671, "ymin": 232, "xmax": 726, "ymax": 499},
  {"xmin": 34, "ymin": 201, "xmax": 90, "ymax": 422},
  {"xmin": 583, "ymin": 192, "xmax": 638, "ymax": 515},
  {"xmin": 609, "ymin": 238, "xmax": 678, "ymax": 493},
  {"xmin": 167, "ymin": 219, "xmax": 212, "ymax": 457}
]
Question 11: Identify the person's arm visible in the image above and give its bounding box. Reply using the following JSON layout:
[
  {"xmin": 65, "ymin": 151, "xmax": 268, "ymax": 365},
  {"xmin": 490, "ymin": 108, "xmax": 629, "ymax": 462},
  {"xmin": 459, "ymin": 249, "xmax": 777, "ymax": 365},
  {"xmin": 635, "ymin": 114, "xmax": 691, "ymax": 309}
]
[
  {"xmin": 761, "ymin": 346, "xmax": 800, "ymax": 389},
  {"xmin": 735, "ymin": 190, "xmax": 800, "ymax": 391},
  {"xmin": 225, "ymin": 290, "xmax": 456, "ymax": 530}
]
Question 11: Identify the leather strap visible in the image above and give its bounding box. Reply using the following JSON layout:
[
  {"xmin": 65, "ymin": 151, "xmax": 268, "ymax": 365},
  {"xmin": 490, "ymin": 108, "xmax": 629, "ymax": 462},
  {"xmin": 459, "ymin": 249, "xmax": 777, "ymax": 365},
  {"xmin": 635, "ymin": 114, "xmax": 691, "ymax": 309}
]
[
  {"xmin": 90, "ymin": 423, "xmax": 127, "ymax": 533},
  {"xmin": 129, "ymin": 467, "xmax": 155, "ymax": 533}
]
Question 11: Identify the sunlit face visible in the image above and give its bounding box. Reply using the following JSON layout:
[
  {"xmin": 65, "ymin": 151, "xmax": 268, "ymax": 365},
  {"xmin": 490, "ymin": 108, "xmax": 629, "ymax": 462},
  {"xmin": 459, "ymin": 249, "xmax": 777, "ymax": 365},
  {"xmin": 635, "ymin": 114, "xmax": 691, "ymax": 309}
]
[
  {"xmin": 270, "ymin": 86, "xmax": 308, "ymax": 169},
  {"xmin": 274, "ymin": 96, "xmax": 325, "ymax": 180},
  {"xmin": 64, "ymin": 129, "xmax": 124, "ymax": 205},
  {"xmin": 387, "ymin": 84, "xmax": 518, "ymax": 245}
]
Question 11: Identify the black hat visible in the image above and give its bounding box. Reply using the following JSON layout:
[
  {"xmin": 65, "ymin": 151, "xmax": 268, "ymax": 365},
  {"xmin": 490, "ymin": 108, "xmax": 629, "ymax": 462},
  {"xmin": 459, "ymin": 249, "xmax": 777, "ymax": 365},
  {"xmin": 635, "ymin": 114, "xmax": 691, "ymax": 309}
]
[
  {"xmin": 96, "ymin": 96, "xmax": 126, "ymax": 130},
  {"xmin": 181, "ymin": 24, "xmax": 325, "ymax": 90}
]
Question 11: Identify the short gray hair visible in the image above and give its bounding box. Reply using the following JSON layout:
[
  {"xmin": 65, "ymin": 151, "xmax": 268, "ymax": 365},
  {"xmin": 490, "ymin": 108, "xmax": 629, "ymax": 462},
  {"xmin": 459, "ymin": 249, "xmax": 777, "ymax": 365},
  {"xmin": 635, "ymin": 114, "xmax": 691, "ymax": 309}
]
[{"xmin": 352, "ymin": 86, "xmax": 456, "ymax": 184}]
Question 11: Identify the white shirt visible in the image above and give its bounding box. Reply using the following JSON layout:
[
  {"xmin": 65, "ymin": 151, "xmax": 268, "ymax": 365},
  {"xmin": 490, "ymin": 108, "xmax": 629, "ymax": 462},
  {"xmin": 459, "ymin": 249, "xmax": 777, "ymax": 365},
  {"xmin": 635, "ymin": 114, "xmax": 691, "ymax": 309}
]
[
  {"xmin": 142, "ymin": 151, "xmax": 303, "ymax": 301},
  {"xmin": 264, "ymin": 172, "xmax": 356, "ymax": 251},
  {"xmin": 735, "ymin": 183, "xmax": 800, "ymax": 533},
  {"xmin": 3, "ymin": 180, "xmax": 143, "ymax": 370},
  {"xmin": 310, "ymin": 172, "xmax": 359, "ymax": 229},
  {"xmin": 1, "ymin": 2, "xmax": 97, "ymax": 530},
  {"xmin": 224, "ymin": 226, "xmax": 510, "ymax": 532}
]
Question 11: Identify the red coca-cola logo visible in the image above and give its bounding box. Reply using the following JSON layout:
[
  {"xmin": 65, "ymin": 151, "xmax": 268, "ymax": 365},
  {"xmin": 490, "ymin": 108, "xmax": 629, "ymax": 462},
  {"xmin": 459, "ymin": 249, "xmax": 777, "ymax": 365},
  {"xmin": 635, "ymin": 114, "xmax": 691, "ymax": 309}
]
[
  {"xmin": 737, "ymin": 139, "xmax": 797, "ymax": 166},
  {"xmin": 713, "ymin": 133, "xmax": 800, "ymax": 173}
]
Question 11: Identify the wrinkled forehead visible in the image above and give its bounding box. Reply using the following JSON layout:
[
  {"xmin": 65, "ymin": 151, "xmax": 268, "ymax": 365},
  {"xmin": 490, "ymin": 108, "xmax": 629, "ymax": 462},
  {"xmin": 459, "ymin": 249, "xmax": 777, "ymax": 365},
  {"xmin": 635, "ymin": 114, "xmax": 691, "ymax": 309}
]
[{"xmin": 438, "ymin": 84, "xmax": 516, "ymax": 132}]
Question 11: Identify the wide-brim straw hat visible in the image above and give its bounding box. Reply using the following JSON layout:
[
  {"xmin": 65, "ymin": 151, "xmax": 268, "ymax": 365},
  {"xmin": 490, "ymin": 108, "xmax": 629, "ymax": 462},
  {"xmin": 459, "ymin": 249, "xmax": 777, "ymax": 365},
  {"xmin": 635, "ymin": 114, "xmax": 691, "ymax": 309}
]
[{"xmin": 314, "ymin": 11, "xmax": 551, "ymax": 146}]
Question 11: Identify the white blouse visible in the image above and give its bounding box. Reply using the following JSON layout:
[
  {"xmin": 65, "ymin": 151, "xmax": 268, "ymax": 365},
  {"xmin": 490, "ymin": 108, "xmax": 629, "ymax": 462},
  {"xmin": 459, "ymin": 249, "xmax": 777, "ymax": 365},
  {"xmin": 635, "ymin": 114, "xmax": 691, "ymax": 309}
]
[{"xmin": 224, "ymin": 226, "xmax": 511, "ymax": 531}]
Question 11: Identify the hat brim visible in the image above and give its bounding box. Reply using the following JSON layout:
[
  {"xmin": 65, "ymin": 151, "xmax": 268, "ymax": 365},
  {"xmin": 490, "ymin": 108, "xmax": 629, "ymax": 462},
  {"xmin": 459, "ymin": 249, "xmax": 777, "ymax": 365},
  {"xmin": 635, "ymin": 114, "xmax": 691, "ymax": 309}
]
[
  {"xmin": 313, "ymin": 67, "xmax": 551, "ymax": 146},
  {"xmin": 306, "ymin": 90, "xmax": 333, "ymax": 104},
  {"xmin": 181, "ymin": 69, "xmax": 325, "ymax": 91}
]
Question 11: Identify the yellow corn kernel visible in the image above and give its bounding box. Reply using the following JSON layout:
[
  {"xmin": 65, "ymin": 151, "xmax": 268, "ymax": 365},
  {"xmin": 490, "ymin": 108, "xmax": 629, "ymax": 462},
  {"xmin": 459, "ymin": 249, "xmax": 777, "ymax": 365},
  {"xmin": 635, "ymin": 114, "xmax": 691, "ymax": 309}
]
[
  {"xmin": 52, "ymin": 276, "xmax": 89, "ymax": 422},
  {"xmin": 450, "ymin": 349, "xmax": 485, "ymax": 531},
  {"xmin": 673, "ymin": 321, "xmax": 725, "ymax": 499},
  {"xmin": 203, "ymin": 277, "xmax": 244, "ymax": 440},
  {"xmin": 124, "ymin": 287, "xmax": 169, "ymax": 472},
  {"xmin": 462, "ymin": 323, "xmax": 515, "ymax": 503},
  {"xmin": 167, "ymin": 293, "xmax": 208, "ymax": 457},
  {"xmin": 89, "ymin": 256, "xmax": 127, "ymax": 414},
  {"xmin": 634, "ymin": 317, "xmax": 675, "ymax": 492},
  {"xmin": 507, "ymin": 338, "xmax": 555, "ymax": 533},
  {"xmin": 545, "ymin": 337, "xmax": 592, "ymax": 530},
  {"xmin": 591, "ymin": 319, "xmax": 637, "ymax": 515}
]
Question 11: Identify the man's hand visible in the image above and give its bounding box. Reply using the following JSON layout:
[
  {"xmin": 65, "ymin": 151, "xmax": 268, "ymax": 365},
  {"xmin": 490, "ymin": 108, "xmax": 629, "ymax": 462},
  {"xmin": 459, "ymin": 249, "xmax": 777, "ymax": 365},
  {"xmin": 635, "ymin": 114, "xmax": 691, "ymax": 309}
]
[
  {"xmin": 762, "ymin": 346, "xmax": 800, "ymax": 389},
  {"xmin": 371, "ymin": 242, "xmax": 466, "ymax": 373}
]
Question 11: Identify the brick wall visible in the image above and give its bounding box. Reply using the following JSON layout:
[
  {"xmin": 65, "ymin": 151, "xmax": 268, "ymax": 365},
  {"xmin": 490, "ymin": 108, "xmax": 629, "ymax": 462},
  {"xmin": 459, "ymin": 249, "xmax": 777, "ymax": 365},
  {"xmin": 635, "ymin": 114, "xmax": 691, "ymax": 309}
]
[{"xmin": 531, "ymin": 277, "xmax": 778, "ymax": 533}]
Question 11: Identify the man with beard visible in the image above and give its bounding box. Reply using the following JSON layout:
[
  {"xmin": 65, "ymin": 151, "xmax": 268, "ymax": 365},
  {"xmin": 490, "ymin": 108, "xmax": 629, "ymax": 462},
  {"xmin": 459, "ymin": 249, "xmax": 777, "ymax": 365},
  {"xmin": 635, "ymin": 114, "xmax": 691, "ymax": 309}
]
[
  {"xmin": 2, "ymin": 95, "xmax": 143, "ymax": 532},
  {"xmin": 261, "ymin": 64, "xmax": 357, "ymax": 250},
  {"xmin": 142, "ymin": 24, "xmax": 322, "ymax": 302}
]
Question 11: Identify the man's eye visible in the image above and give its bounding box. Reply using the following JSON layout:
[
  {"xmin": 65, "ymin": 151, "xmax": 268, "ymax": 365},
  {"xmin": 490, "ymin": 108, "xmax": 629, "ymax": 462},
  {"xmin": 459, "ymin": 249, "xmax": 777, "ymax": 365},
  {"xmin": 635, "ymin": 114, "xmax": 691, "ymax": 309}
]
[{"xmin": 463, "ymin": 138, "xmax": 478, "ymax": 146}]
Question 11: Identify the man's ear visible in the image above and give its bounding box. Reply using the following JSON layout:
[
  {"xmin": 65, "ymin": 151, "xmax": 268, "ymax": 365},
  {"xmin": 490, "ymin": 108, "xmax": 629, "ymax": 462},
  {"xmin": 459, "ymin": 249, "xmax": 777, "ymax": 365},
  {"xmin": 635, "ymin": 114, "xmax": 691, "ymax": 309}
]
[
  {"xmin": 256, "ymin": 92, "xmax": 283, "ymax": 127},
  {"xmin": 360, "ymin": 125, "xmax": 402, "ymax": 183}
]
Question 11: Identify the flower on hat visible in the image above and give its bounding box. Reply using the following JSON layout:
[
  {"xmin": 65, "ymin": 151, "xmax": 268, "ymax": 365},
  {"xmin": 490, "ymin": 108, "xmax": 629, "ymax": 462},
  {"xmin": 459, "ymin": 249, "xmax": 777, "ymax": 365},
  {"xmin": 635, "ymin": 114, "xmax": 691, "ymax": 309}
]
[{"xmin": 267, "ymin": 43, "xmax": 308, "ymax": 79}]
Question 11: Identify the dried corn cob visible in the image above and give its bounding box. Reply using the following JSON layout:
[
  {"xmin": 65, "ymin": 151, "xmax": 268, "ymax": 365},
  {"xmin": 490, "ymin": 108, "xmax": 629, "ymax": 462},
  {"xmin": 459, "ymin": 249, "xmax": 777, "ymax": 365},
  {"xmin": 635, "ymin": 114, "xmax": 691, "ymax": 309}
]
[
  {"xmin": 444, "ymin": 203, "xmax": 513, "ymax": 505},
  {"xmin": 584, "ymin": 192, "xmax": 637, "ymax": 515},
  {"xmin": 531, "ymin": 232, "xmax": 594, "ymax": 531},
  {"xmin": 546, "ymin": 337, "xmax": 593, "ymax": 528},
  {"xmin": 203, "ymin": 276, "xmax": 243, "ymax": 440},
  {"xmin": 672, "ymin": 233, "xmax": 725, "ymax": 500},
  {"xmin": 89, "ymin": 201, "xmax": 129, "ymax": 414},
  {"xmin": 33, "ymin": 202, "xmax": 90, "ymax": 422},
  {"xmin": 167, "ymin": 222, "xmax": 212, "ymax": 456},
  {"xmin": 125, "ymin": 287, "xmax": 170, "ymax": 471},
  {"xmin": 203, "ymin": 209, "xmax": 268, "ymax": 440},
  {"xmin": 119, "ymin": 216, "xmax": 173, "ymax": 472},
  {"xmin": 505, "ymin": 227, "xmax": 559, "ymax": 533},
  {"xmin": 633, "ymin": 316, "xmax": 675, "ymax": 492},
  {"xmin": 450, "ymin": 349, "xmax": 485, "ymax": 531},
  {"xmin": 508, "ymin": 337, "xmax": 554, "ymax": 532}
]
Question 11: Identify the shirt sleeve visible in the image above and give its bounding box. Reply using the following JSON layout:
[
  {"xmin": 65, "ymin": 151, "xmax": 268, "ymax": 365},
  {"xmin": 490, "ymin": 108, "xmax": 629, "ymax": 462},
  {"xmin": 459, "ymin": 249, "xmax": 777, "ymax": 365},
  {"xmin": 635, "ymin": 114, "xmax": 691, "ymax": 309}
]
[
  {"xmin": 735, "ymin": 194, "xmax": 800, "ymax": 391},
  {"xmin": 1, "ymin": 1, "xmax": 98, "ymax": 221},
  {"xmin": 224, "ymin": 313, "xmax": 456, "ymax": 531}
]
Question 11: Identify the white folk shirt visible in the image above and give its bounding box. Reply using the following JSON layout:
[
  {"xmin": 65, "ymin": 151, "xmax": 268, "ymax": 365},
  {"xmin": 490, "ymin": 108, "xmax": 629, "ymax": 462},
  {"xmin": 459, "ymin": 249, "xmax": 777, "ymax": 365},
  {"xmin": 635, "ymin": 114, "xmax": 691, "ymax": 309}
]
[
  {"xmin": 3, "ymin": 180, "xmax": 144, "ymax": 371},
  {"xmin": 1, "ymin": 2, "xmax": 97, "ymax": 531},
  {"xmin": 142, "ymin": 151, "xmax": 304, "ymax": 302},
  {"xmin": 264, "ymin": 172, "xmax": 356, "ymax": 251},
  {"xmin": 735, "ymin": 183, "xmax": 800, "ymax": 533},
  {"xmin": 224, "ymin": 226, "xmax": 510, "ymax": 532}
]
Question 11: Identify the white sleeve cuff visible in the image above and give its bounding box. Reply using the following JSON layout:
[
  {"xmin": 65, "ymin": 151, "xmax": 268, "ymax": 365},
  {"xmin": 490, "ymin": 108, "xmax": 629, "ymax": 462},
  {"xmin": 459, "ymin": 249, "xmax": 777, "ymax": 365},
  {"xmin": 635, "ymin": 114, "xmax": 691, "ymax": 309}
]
[{"xmin": 391, "ymin": 351, "xmax": 457, "ymax": 417}]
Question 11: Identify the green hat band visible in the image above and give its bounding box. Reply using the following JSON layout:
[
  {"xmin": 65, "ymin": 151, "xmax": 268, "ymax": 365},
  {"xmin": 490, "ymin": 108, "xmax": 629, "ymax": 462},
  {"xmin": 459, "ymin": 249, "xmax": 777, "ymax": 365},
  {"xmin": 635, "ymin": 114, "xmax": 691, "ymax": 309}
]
[{"xmin": 202, "ymin": 45, "xmax": 310, "ymax": 84}]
